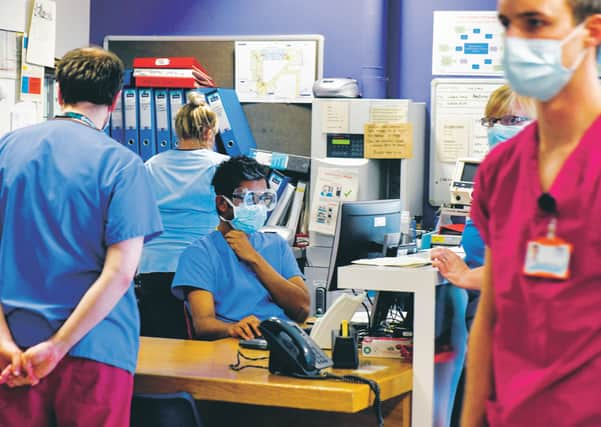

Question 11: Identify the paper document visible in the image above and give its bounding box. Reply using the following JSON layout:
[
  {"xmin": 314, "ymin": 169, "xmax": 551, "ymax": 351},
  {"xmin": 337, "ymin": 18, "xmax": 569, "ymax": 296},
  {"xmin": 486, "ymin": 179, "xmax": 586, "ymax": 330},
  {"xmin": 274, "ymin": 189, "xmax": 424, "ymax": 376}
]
[
  {"xmin": 321, "ymin": 101, "xmax": 349, "ymax": 133},
  {"xmin": 0, "ymin": 31, "xmax": 20, "ymax": 79},
  {"xmin": 432, "ymin": 11, "xmax": 504, "ymax": 76},
  {"xmin": 369, "ymin": 100, "xmax": 409, "ymax": 123},
  {"xmin": 0, "ymin": 78, "xmax": 17, "ymax": 137},
  {"xmin": 0, "ymin": 0, "xmax": 33, "ymax": 33},
  {"xmin": 364, "ymin": 123, "xmax": 413, "ymax": 159},
  {"xmin": 436, "ymin": 117, "xmax": 470, "ymax": 162},
  {"xmin": 308, "ymin": 167, "xmax": 359, "ymax": 236},
  {"xmin": 235, "ymin": 40, "xmax": 316, "ymax": 103},
  {"xmin": 352, "ymin": 255, "xmax": 431, "ymax": 268},
  {"xmin": 26, "ymin": 0, "xmax": 56, "ymax": 68}
]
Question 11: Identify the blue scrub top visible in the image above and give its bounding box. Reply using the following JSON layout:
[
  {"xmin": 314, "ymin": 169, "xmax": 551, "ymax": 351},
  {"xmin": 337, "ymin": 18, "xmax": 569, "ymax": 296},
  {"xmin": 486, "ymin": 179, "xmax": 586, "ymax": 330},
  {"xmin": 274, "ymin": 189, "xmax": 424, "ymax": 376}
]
[
  {"xmin": 461, "ymin": 219, "xmax": 485, "ymax": 269},
  {"xmin": 0, "ymin": 120, "xmax": 163, "ymax": 373},
  {"xmin": 139, "ymin": 149, "xmax": 229, "ymax": 273},
  {"xmin": 172, "ymin": 231, "xmax": 303, "ymax": 322},
  {"xmin": 460, "ymin": 219, "xmax": 485, "ymax": 325}
]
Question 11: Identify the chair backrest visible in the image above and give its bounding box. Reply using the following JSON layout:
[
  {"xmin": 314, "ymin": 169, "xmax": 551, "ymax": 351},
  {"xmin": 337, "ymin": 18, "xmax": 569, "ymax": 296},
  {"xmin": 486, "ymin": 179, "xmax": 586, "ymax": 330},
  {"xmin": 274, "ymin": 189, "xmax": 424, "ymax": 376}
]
[
  {"xmin": 130, "ymin": 391, "xmax": 203, "ymax": 427},
  {"xmin": 184, "ymin": 301, "xmax": 194, "ymax": 339}
]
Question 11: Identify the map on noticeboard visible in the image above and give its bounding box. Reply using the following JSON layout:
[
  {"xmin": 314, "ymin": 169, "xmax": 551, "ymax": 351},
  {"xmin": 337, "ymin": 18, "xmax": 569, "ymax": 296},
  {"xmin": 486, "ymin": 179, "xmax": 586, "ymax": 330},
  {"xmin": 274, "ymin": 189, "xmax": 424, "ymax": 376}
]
[
  {"xmin": 235, "ymin": 40, "xmax": 317, "ymax": 103},
  {"xmin": 432, "ymin": 11, "xmax": 505, "ymax": 76}
]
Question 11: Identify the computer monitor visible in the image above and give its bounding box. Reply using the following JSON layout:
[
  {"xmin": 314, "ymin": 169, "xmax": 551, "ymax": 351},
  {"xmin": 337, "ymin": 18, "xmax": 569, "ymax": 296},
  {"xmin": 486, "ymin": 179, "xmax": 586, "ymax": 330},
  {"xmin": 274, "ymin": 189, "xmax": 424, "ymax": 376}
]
[{"xmin": 326, "ymin": 199, "xmax": 402, "ymax": 292}]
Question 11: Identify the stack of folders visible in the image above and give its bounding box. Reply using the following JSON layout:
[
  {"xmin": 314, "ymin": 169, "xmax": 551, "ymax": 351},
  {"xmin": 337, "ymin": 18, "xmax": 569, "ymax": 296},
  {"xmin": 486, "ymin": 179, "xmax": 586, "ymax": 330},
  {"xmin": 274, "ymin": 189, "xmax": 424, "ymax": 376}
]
[
  {"xmin": 110, "ymin": 86, "xmax": 256, "ymax": 162},
  {"xmin": 111, "ymin": 87, "xmax": 186, "ymax": 161},
  {"xmin": 132, "ymin": 57, "xmax": 216, "ymax": 88},
  {"xmin": 265, "ymin": 170, "xmax": 307, "ymax": 244}
]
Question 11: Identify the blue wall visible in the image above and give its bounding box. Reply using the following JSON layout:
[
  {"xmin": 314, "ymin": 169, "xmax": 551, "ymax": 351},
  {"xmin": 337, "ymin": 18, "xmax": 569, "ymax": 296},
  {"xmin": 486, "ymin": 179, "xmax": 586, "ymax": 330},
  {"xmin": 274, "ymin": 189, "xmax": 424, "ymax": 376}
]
[
  {"xmin": 90, "ymin": 0, "xmax": 497, "ymax": 103},
  {"xmin": 396, "ymin": 0, "xmax": 498, "ymax": 102},
  {"xmin": 90, "ymin": 0, "xmax": 388, "ymax": 85}
]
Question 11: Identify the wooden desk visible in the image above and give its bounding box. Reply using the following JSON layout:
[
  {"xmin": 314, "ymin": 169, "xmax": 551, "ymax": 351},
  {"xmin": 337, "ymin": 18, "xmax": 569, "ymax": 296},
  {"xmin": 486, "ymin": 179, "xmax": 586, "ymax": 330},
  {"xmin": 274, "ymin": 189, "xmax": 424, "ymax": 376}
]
[{"xmin": 135, "ymin": 337, "xmax": 413, "ymax": 427}]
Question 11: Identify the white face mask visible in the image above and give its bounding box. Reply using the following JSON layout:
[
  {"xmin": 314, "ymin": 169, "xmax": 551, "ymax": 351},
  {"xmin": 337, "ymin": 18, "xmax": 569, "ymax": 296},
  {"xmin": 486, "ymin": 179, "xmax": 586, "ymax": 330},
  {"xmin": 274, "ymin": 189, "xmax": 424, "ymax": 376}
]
[{"xmin": 503, "ymin": 24, "xmax": 589, "ymax": 102}]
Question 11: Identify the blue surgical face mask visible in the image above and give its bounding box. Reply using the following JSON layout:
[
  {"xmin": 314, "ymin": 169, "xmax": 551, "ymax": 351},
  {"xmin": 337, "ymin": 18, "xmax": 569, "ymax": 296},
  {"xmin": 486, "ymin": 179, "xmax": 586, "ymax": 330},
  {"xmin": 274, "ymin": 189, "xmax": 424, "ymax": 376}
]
[
  {"xmin": 487, "ymin": 124, "xmax": 527, "ymax": 148},
  {"xmin": 221, "ymin": 197, "xmax": 267, "ymax": 234},
  {"xmin": 503, "ymin": 24, "xmax": 588, "ymax": 102}
]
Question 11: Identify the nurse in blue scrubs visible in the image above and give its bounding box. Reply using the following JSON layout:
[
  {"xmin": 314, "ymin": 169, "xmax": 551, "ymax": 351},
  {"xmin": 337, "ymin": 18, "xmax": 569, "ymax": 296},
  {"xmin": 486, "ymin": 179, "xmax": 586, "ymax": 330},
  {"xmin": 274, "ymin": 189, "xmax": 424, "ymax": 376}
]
[
  {"xmin": 430, "ymin": 84, "xmax": 535, "ymax": 427},
  {"xmin": 137, "ymin": 91, "xmax": 229, "ymax": 338}
]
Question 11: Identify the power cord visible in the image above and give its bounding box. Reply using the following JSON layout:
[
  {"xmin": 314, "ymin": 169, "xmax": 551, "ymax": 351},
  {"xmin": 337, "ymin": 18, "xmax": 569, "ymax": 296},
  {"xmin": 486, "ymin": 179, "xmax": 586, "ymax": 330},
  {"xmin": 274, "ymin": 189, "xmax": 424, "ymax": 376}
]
[
  {"xmin": 228, "ymin": 349, "xmax": 269, "ymax": 371},
  {"xmin": 230, "ymin": 346, "xmax": 383, "ymax": 426},
  {"xmin": 322, "ymin": 372, "xmax": 384, "ymax": 427}
]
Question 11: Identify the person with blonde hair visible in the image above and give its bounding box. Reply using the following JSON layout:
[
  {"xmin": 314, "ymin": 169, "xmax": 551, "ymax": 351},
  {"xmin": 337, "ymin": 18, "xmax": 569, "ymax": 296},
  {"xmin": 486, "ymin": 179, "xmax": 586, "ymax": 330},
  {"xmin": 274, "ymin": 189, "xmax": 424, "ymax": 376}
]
[
  {"xmin": 481, "ymin": 84, "xmax": 536, "ymax": 148},
  {"xmin": 430, "ymin": 83, "xmax": 534, "ymax": 427},
  {"xmin": 137, "ymin": 91, "xmax": 228, "ymax": 338}
]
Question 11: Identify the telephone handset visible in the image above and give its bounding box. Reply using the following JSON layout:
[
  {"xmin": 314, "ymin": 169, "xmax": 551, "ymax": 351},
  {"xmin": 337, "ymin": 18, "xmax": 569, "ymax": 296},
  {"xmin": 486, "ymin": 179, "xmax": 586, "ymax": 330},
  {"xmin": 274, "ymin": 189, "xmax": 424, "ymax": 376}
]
[{"xmin": 259, "ymin": 317, "xmax": 333, "ymax": 378}]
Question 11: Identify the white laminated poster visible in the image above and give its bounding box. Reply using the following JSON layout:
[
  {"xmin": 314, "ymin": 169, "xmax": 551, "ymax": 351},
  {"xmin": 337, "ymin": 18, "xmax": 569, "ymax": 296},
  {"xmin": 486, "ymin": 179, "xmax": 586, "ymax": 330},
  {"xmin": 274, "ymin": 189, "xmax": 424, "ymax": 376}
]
[
  {"xmin": 436, "ymin": 117, "xmax": 470, "ymax": 162},
  {"xmin": 321, "ymin": 101, "xmax": 349, "ymax": 133},
  {"xmin": 0, "ymin": 78, "xmax": 17, "ymax": 137},
  {"xmin": 235, "ymin": 40, "xmax": 316, "ymax": 103},
  {"xmin": 432, "ymin": 11, "xmax": 504, "ymax": 76},
  {"xmin": 369, "ymin": 100, "xmax": 409, "ymax": 123},
  {"xmin": 0, "ymin": 30, "xmax": 19, "ymax": 79},
  {"xmin": 26, "ymin": 0, "xmax": 56, "ymax": 68},
  {"xmin": 309, "ymin": 168, "xmax": 359, "ymax": 236}
]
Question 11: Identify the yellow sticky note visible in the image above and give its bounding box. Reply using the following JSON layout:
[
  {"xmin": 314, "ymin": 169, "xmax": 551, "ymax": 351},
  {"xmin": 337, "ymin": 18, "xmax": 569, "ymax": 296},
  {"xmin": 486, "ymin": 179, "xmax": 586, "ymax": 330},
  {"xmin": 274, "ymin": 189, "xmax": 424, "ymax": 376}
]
[{"xmin": 364, "ymin": 123, "xmax": 413, "ymax": 159}]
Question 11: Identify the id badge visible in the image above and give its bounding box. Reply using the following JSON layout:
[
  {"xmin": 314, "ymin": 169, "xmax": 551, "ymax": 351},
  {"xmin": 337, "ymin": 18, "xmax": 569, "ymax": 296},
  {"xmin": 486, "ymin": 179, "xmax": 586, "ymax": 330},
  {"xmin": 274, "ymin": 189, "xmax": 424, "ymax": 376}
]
[{"xmin": 523, "ymin": 237, "xmax": 572, "ymax": 280}]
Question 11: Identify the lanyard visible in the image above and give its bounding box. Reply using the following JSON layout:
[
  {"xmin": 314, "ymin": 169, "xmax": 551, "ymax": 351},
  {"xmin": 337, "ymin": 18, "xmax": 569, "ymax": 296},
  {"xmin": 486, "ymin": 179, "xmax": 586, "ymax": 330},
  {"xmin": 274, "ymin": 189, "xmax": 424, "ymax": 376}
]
[{"xmin": 55, "ymin": 112, "xmax": 100, "ymax": 131}]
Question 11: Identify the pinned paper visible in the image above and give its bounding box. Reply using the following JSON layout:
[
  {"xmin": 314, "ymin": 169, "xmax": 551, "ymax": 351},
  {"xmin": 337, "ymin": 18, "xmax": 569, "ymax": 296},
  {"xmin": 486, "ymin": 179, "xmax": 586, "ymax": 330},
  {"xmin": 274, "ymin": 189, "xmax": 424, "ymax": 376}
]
[
  {"xmin": 321, "ymin": 101, "xmax": 349, "ymax": 133},
  {"xmin": 363, "ymin": 123, "xmax": 413, "ymax": 159},
  {"xmin": 26, "ymin": 0, "xmax": 56, "ymax": 68},
  {"xmin": 436, "ymin": 117, "xmax": 469, "ymax": 162},
  {"xmin": 369, "ymin": 101, "xmax": 408, "ymax": 123}
]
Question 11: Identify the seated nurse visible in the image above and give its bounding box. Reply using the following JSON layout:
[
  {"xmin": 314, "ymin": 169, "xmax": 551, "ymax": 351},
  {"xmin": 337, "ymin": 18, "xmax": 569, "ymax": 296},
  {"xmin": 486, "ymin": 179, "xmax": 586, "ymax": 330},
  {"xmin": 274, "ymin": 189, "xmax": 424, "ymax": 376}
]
[
  {"xmin": 137, "ymin": 91, "xmax": 228, "ymax": 338},
  {"xmin": 172, "ymin": 156, "xmax": 310, "ymax": 340}
]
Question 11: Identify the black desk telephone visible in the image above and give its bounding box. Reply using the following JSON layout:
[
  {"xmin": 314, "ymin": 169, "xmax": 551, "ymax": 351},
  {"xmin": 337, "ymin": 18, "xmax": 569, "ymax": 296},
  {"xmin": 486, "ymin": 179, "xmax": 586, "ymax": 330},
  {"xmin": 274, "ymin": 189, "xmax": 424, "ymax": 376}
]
[{"xmin": 259, "ymin": 317, "xmax": 333, "ymax": 378}]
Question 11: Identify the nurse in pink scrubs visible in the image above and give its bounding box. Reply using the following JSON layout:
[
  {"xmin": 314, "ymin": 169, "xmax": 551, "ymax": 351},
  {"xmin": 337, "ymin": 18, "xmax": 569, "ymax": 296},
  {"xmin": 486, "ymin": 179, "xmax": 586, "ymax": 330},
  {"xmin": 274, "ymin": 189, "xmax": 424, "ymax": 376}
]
[{"xmin": 462, "ymin": 1, "xmax": 601, "ymax": 426}]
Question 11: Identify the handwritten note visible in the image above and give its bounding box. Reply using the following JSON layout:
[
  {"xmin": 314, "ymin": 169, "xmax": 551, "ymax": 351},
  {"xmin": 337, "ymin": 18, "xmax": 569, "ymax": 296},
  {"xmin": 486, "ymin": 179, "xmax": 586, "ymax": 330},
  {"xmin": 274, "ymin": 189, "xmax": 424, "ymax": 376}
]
[{"xmin": 363, "ymin": 123, "xmax": 413, "ymax": 159}]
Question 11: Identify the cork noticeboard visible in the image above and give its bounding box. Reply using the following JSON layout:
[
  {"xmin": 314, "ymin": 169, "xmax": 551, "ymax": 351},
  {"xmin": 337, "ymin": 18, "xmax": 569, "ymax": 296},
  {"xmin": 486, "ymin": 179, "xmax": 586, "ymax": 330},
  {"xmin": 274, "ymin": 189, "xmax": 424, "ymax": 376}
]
[{"xmin": 104, "ymin": 35, "xmax": 324, "ymax": 157}]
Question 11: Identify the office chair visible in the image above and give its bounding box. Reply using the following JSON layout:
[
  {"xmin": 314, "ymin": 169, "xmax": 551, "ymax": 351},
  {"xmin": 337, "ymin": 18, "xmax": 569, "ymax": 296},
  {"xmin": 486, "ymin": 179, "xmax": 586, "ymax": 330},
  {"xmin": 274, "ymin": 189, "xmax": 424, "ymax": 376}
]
[{"xmin": 130, "ymin": 391, "xmax": 204, "ymax": 427}]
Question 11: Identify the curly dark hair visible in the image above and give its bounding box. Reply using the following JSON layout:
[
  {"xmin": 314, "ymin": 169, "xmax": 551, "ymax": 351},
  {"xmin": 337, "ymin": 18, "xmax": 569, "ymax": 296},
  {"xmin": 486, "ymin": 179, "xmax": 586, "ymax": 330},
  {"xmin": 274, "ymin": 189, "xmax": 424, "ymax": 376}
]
[
  {"xmin": 212, "ymin": 156, "xmax": 268, "ymax": 197},
  {"xmin": 56, "ymin": 46, "xmax": 123, "ymax": 106}
]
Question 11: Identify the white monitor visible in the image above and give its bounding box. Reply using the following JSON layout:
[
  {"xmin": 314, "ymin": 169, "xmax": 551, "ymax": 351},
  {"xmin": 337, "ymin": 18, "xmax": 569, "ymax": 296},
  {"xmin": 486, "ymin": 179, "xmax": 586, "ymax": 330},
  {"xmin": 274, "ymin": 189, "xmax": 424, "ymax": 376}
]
[{"xmin": 450, "ymin": 158, "xmax": 481, "ymax": 205}]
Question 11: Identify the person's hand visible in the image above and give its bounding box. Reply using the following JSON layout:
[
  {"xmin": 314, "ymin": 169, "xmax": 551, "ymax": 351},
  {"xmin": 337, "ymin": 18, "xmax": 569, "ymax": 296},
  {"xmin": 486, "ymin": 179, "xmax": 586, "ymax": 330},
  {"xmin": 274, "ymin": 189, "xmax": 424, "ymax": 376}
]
[
  {"xmin": 430, "ymin": 247, "xmax": 470, "ymax": 287},
  {"xmin": 0, "ymin": 339, "xmax": 37, "ymax": 387},
  {"xmin": 19, "ymin": 339, "xmax": 67, "ymax": 384},
  {"xmin": 0, "ymin": 340, "xmax": 26, "ymax": 386},
  {"xmin": 227, "ymin": 316, "xmax": 262, "ymax": 340},
  {"xmin": 224, "ymin": 230, "xmax": 260, "ymax": 264}
]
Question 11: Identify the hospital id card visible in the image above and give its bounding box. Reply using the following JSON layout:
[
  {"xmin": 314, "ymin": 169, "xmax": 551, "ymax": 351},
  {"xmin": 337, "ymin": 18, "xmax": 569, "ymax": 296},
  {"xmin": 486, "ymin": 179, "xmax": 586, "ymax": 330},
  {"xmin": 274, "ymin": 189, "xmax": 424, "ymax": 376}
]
[{"xmin": 523, "ymin": 238, "xmax": 572, "ymax": 280}]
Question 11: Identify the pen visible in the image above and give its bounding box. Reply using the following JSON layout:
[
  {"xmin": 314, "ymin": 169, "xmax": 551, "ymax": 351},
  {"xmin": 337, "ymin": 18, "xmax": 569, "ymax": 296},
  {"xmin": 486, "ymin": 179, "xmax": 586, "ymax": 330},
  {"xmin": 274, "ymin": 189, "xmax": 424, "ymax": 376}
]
[{"xmin": 341, "ymin": 320, "xmax": 349, "ymax": 337}]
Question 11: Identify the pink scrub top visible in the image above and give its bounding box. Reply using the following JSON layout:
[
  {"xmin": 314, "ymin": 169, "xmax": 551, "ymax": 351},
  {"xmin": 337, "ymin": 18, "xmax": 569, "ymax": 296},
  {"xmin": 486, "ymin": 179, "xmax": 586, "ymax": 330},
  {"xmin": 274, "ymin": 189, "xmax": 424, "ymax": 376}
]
[{"xmin": 471, "ymin": 118, "xmax": 601, "ymax": 426}]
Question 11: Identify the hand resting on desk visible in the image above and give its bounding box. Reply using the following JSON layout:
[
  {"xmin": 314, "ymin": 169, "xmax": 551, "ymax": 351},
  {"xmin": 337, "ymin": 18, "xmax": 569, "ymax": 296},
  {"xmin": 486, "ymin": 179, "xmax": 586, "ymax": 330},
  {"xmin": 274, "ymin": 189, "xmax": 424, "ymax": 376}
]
[{"xmin": 430, "ymin": 247, "xmax": 483, "ymax": 290}]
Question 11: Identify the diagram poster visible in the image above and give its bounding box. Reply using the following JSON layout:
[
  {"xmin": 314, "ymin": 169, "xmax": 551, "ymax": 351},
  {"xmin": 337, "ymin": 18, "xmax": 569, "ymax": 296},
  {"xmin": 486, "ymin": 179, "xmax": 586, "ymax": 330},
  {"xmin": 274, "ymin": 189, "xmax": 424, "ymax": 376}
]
[
  {"xmin": 432, "ymin": 11, "xmax": 505, "ymax": 76},
  {"xmin": 308, "ymin": 168, "xmax": 358, "ymax": 236}
]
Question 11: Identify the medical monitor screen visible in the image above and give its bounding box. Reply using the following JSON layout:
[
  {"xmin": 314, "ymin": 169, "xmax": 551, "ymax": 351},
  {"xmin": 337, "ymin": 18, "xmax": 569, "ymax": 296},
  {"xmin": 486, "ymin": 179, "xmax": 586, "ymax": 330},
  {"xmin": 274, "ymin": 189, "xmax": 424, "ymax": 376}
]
[
  {"xmin": 327, "ymin": 199, "xmax": 401, "ymax": 291},
  {"xmin": 460, "ymin": 162, "xmax": 479, "ymax": 183}
]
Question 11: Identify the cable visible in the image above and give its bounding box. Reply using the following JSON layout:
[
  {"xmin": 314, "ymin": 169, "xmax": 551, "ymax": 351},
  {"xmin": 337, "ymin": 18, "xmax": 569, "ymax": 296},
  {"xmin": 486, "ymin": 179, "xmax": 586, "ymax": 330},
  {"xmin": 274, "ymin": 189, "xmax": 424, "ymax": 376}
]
[
  {"xmin": 228, "ymin": 349, "xmax": 269, "ymax": 371},
  {"xmin": 322, "ymin": 372, "xmax": 384, "ymax": 427}
]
